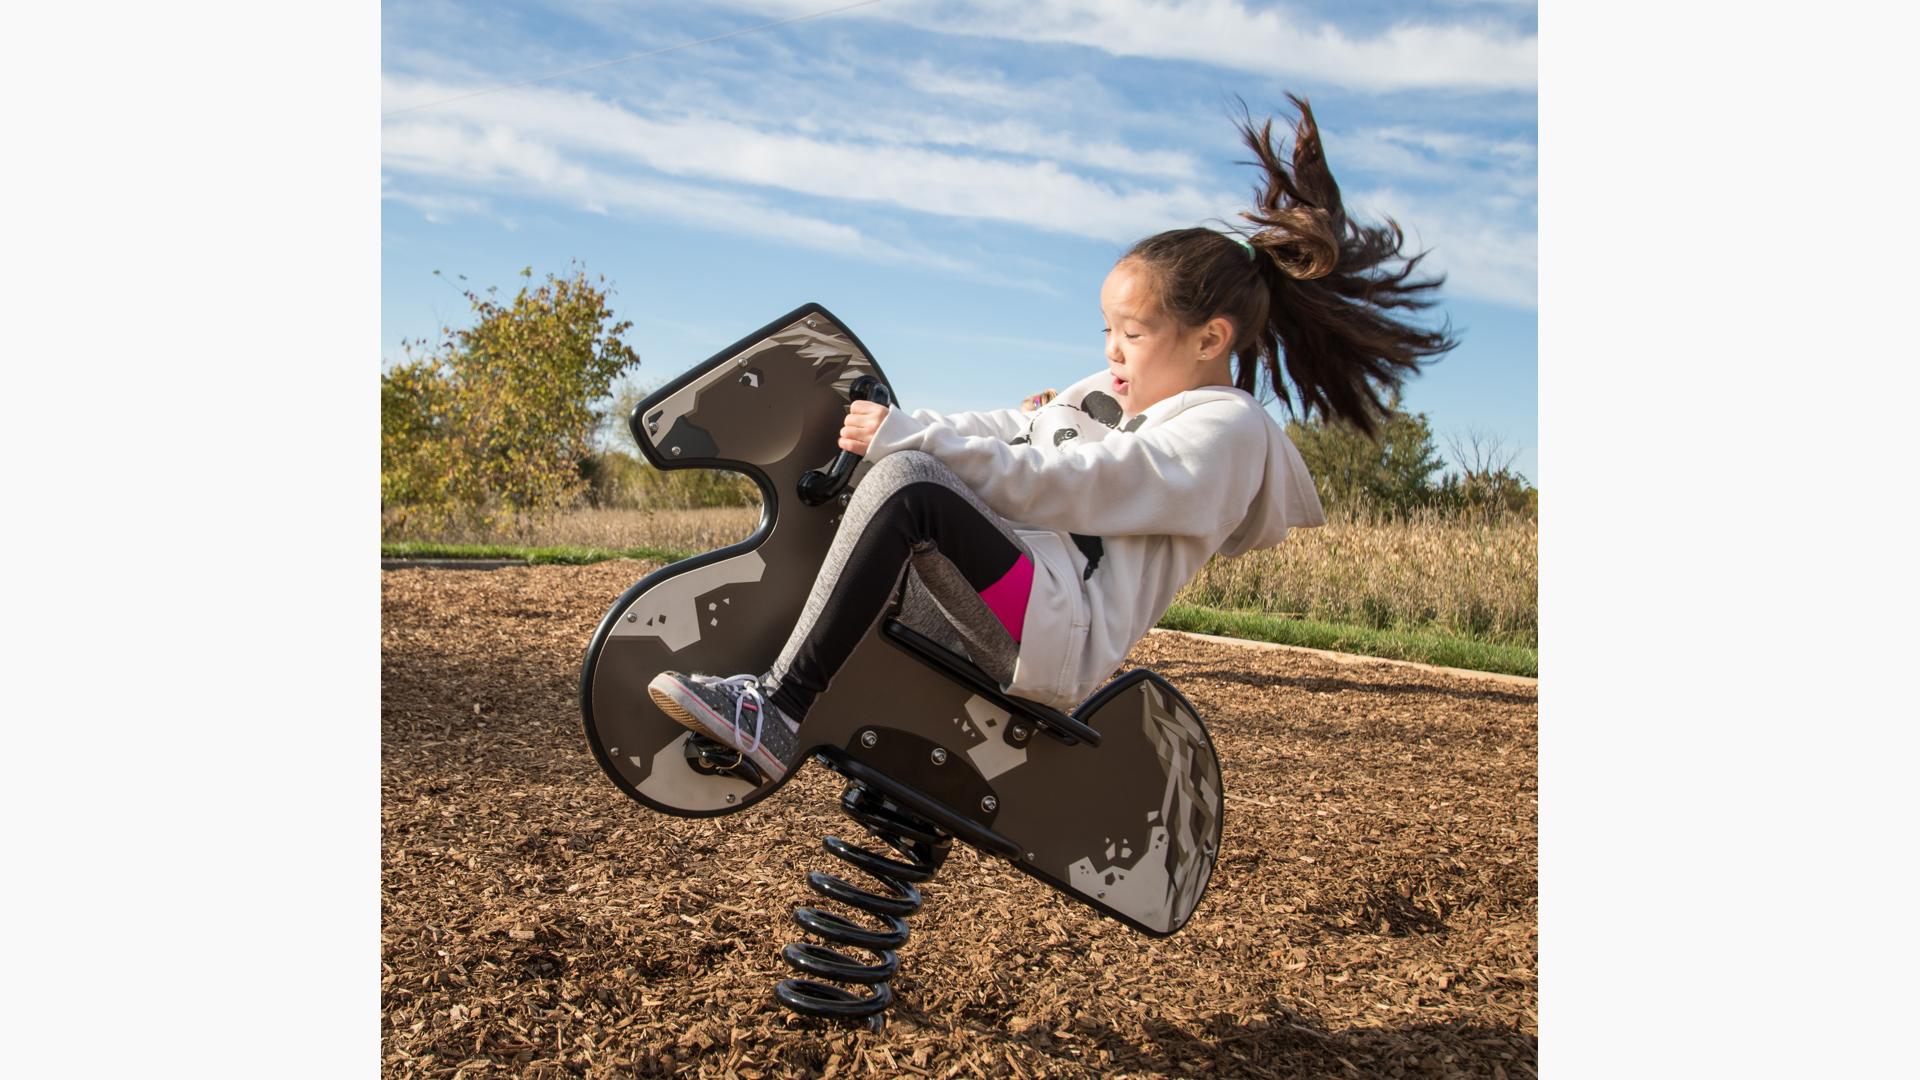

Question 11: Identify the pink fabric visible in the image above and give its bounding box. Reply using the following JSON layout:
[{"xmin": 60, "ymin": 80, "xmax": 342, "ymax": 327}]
[{"xmin": 978, "ymin": 555, "xmax": 1034, "ymax": 643}]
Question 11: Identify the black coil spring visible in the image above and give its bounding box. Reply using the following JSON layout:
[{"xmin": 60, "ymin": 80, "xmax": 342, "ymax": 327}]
[{"xmin": 774, "ymin": 781, "xmax": 951, "ymax": 1027}]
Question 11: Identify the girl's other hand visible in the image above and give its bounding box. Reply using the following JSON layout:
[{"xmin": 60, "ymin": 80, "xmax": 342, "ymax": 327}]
[
  {"xmin": 839, "ymin": 399, "xmax": 887, "ymax": 455},
  {"xmin": 1021, "ymin": 388, "xmax": 1059, "ymax": 413}
]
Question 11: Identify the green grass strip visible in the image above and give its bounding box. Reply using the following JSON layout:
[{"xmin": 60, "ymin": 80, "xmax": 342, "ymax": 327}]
[
  {"xmin": 381, "ymin": 541, "xmax": 694, "ymax": 566},
  {"xmin": 1157, "ymin": 603, "xmax": 1537, "ymax": 678},
  {"xmin": 380, "ymin": 545, "xmax": 1535, "ymax": 677}
]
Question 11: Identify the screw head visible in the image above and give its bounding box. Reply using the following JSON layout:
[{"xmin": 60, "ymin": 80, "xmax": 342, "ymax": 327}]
[
  {"xmin": 930, "ymin": 747, "xmax": 948, "ymax": 765},
  {"xmin": 1010, "ymin": 723, "xmax": 1030, "ymax": 740},
  {"xmin": 806, "ymin": 318, "xmax": 818, "ymax": 328},
  {"xmin": 981, "ymin": 795, "xmax": 997, "ymax": 813},
  {"xmin": 726, "ymin": 793, "xmax": 736, "ymax": 803},
  {"xmin": 625, "ymin": 612, "xmax": 636, "ymax": 622},
  {"xmin": 670, "ymin": 446, "xmax": 681, "ymax": 456},
  {"xmin": 860, "ymin": 730, "xmax": 878, "ymax": 748}
]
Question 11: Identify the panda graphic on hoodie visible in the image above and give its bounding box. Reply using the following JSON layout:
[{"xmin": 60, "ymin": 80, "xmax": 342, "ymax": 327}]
[{"xmin": 1007, "ymin": 389, "xmax": 1145, "ymax": 581}]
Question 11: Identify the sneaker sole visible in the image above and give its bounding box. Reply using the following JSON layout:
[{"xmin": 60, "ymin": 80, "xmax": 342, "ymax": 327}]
[
  {"xmin": 647, "ymin": 679, "xmax": 719, "ymax": 739},
  {"xmin": 647, "ymin": 677, "xmax": 787, "ymax": 782}
]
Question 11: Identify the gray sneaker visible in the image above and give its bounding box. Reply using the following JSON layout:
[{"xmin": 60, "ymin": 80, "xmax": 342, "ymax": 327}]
[{"xmin": 648, "ymin": 672, "xmax": 802, "ymax": 782}]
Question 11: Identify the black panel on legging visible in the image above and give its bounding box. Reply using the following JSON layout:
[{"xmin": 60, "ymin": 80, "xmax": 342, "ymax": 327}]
[{"xmin": 766, "ymin": 480, "xmax": 1026, "ymax": 722}]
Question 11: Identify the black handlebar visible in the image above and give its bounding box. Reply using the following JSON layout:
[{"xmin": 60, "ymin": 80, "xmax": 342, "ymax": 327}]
[{"xmin": 797, "ymin": 375, "xmax": 893, "ymax": 507}]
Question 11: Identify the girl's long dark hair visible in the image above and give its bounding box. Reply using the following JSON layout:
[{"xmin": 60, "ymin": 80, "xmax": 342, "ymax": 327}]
[{"xmin": 1125, "ymin": 95, "xmax": 1457, "ymax": 436}]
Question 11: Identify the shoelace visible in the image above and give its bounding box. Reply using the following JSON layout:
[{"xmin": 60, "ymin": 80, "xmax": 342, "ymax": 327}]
[{"xmin": 715, "ymin": 674, "xmax": 767, "ymax": 756}]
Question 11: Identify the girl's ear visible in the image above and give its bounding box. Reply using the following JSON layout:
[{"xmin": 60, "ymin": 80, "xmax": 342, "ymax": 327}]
[{"xmin": 1200, "ymin": 316, "xmax": 1235, "ymax": 360}]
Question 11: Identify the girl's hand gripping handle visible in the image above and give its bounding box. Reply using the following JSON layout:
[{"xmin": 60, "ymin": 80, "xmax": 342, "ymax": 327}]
[
  {"xmin": 797, "ymin": 375, "xmax": 892, "ymax": 506},
  {"xmin": 837, "ymin": 399, "xmax": 888, "ymax": 456}
]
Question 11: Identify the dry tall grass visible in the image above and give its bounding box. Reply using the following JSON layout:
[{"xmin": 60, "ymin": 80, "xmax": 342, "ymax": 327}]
[
  {"xmin": 382, "ymin": 505, "xmax": 763, "ymax": 554},
  {"xmin": 385, "ymin": 501, "xmax": 1535, "ymax": 647},
  {"xmin": 1174, "ymin": 503, "xmax": 1537, "ymax": 646}
]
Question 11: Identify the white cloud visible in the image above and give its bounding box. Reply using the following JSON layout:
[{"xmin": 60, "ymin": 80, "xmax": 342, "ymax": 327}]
[
  {"xmin": 1349, "ymin": 186, "xmax": 1536, "ymax": 308},
  {"xmin": 712, "ymin": 0, "xmax": 1536, "ymax": 91},
  {"xmin": 380, "ymin": 114, "xmax": 1066, "ymax": 294},
  {"xmin": 380, "ymin": 187, "xmax": 494, "ymax": 225},
  {"xmin": 1331, "ymin": 125, "xmax": 1535, "ymax": 184},
  {"xmin": 1292, "ymin": 126, "xmax": 1538, "ymax": 308},
  {"xmin": 381, "ymin": 119, "xmax": 935, "ymax": 263},
  {"xmin": 830, "ymin": 111, "xmax": 1205, "ymax": 182},
  {"xmin": 380, "ymin": 3, "xmax": 1537, "ymax": 308},
  {"xmin": 895, "ymin": 58, "xmax": 1039, "ymax": 110},
  {"xmin": 381, "ymin": 77, "xmax": 1229, "ymax": 242}
]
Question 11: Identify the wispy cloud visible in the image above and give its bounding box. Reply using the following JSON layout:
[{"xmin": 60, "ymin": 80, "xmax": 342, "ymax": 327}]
[
  {"xmin": 381, "ymin": 118, "xmax": 936, "ymax": 261},
  {"xmin": 1350, "ymin": 186, "xmax": 1536, "ymax": 308},
  {"xmin": 710, "ymin": 0, "xmax": 1536, "ymax": 91},
  {"xmin": 381, "ymin": 76, "xmax": 1231, "ymax": 242},
  {"xmin": 381, "ymin": 3, "xmax": 1536, "ymax": 307},
  {"xmin": 895, "ymin": 58, "xmax": 1042, "ymax": 109},
  {"xmin": 1337, "ymin": 126, "xmax": 1536, "ymax": 181},
  {"xmin": 378, "ymin": 178, "xmax": 521, "ymax": 229},
  {"xmin": 823, "ymin": 111, "xmax": 1205, "ymax": 183}
]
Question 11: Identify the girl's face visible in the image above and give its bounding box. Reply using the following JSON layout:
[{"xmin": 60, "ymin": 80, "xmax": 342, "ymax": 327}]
[{"xmin": 1100, "ymin": 259, "xmax": 1233, "ymax": 415}]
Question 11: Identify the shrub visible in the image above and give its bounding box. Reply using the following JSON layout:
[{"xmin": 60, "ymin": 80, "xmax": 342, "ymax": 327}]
[{"xmin": 381, "ymin": 265, "xmax": 641, "ymax": 532}]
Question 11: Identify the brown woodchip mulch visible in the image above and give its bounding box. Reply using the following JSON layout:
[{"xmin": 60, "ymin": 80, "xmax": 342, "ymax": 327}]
[{"xmin": 382, "ymin": 563, "xmax": 1537, "ymax": 1079}]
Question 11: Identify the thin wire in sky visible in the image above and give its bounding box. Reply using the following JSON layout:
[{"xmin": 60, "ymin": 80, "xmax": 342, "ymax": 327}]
[{"xmin": 381, "ymin": 0, "xmax": 891, "ymax": 118}]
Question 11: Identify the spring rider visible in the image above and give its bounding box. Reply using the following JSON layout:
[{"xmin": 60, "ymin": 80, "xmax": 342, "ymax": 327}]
[{"xmin": 580, "ymin": 304, "xmax": 1224, "ymax": 1027}]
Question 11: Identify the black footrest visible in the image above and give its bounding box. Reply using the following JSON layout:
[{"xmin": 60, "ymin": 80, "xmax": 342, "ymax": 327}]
[{"xmin": 880, "ymin": 618, "xmax": 1102, "ymax": 747}]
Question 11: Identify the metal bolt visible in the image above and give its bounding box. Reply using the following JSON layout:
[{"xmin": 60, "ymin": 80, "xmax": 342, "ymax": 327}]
[
  {"xmin": 860, "ymin": 730, "xmax": 877, "ymax": 748},
  {"xmin": 726, "ymin": 793, "xmax": 736, "ymax": 803},
  {"xmin": 625, "ymin": 612, "xmax": 636, "ymax": 622},
  {"xmin": 930, "ymin": 748, "xmax": 948, "ymax": 765},
  {"xmin": 1010, "ymin": 723, "xmax": 1030, "ymax": 740},
  {"xmin": 1025, "ymin": 852, "xmax": 1036, "ymax": 861},
  {"xmin": 670, "ymin": 446, "xmax": 681, "ymax": 456},
  {"xmin": 981, "ymin": 795, "xmax": 997, "ymax": 813},
  {"xmin": 806, "ymin": 318, "xmax": 818, "ymax": 329}
]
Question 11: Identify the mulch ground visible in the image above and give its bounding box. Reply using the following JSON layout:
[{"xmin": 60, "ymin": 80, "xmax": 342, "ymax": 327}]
[{"xmin": 382, "ymin": 563, "xmax": 1537, "ymax": 1079}]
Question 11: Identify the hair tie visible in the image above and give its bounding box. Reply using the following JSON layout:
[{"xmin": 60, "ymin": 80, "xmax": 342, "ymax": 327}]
[{"xmin": 1230, "ymin": 234, "xmax": 1257, "ymax": 260}]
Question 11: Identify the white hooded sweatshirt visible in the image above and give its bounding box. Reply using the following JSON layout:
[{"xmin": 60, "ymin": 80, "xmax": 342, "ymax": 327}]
[{"xmin": 866, "ymin": 369, "xmax": 1326, "ymax": 708}]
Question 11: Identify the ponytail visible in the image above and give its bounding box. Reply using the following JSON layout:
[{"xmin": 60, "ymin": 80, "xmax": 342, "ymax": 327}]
[{"xmin": 1124, "ymin": 95, "xmax": 1457, "ymax": 437}]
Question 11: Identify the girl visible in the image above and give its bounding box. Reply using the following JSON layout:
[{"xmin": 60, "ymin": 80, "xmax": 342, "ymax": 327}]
[{"xmin": 649, "ymin": 96, "xmax": 1456, "ymax": 782}]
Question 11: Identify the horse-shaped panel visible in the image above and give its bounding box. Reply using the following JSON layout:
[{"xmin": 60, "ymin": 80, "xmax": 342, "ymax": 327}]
[{"xmin": 580, "ymin": 304, "xmax": 1225, "ymax": 1023}]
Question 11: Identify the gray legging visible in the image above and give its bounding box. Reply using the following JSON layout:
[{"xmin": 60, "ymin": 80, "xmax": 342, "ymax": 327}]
[{"xmin": 764, "ymin": 450, "xmax": 1034, "ymax": 723}]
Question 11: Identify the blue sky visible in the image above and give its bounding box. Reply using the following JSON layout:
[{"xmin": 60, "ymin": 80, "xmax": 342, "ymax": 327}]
[{"xmin": 381, "ymin": 0, "xmax": 1538, "ymax": 480}]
